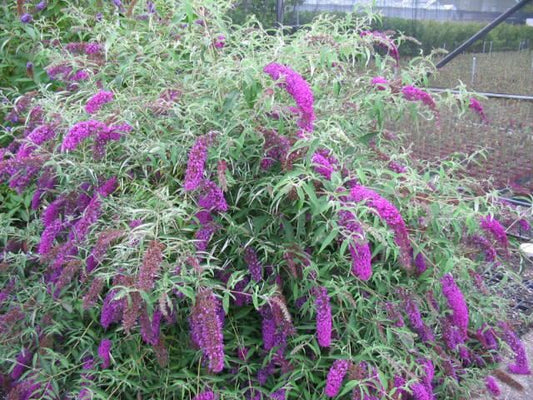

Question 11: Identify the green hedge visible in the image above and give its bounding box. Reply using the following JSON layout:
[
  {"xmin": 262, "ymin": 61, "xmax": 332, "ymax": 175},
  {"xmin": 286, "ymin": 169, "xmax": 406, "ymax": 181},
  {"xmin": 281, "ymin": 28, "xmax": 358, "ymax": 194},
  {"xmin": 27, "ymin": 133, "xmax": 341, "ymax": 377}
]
[{"xmin": 294, "ymin": 12, "xmax": 533, "ymax": 56}]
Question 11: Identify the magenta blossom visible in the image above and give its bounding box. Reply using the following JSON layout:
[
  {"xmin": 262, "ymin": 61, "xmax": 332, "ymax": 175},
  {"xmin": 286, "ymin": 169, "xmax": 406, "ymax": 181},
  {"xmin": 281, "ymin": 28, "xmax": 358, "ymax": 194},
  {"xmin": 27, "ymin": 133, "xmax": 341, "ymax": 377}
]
[
  {"xmin": 313, "ymin": 286, "xmax": 332, "ymax": 347},
  {"xmin": 479, "ymin": 215, "xmax": 509, "ymax": 255},
  {"xmin": 312, "ymin": 149, "xmax": 339, "ymax": 180},
  {"xmin": 85, "ymin": 90, "xmax": 114, "ymax": 114},
  {"xmin": 441, "ymin": 274, "xmax": 469, "ymax": 338},
  {"xmin": 349, "ymin": 185, "xmax": 412, "ymax": 270},
  {"xmin": 213, "ymin": 35, "xmax": 225, "ymax": 49},
  {"xmin": 325, "ymin": 359, "xmax": 351, "ymax": 397},
  {"xmin": 264, "ymin": 63, "xmax": 315, "ymax": 137},
  {"xmin": 184, "ymin": 132, "xmax": 217, "ymax": 191},
  {"xmin": 485, "ymin": 376, "xmax": 500, "ymax": 396},
  {"xmin": 371, "ymin": 76, "xmax": 389, "ymax": 90},
  {"xmin": 498, "ymin": 322, "xmax": 531, "ymax": 375},
  {"xmin": 338, "ymin": 210, "xmax": 372, "ymax": 280},
  {"xmin": 469, "ymin": 97, "xmax": 488, "ymax": 123}
]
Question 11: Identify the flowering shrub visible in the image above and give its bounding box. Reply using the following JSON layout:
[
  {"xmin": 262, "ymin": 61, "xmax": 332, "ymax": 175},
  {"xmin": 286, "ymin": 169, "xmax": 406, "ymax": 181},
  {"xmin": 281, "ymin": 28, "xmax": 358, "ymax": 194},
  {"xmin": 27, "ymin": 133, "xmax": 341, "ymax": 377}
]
[{"xmin": 0, "ymin": 1, "xmax": 530, "ymax": 399}]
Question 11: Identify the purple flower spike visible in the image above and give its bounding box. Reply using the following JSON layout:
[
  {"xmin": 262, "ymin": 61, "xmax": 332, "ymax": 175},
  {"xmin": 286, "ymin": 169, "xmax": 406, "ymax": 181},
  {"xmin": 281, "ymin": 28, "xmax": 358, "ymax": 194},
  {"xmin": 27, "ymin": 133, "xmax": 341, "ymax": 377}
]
[
  {"xmin": 349, "ymin": 185, "xmax": 412, "ymax": 270},
  {"xmin": 312, "ymin": 149, "xmax": 339, "ymax": 180},
  {"xmin": 441, "ymin": 274, "xmax": 469, "ymax": 338},
  {"xmin": 485, "ymin": 376, "xmax": 500, "ymax": 396},
  {"xmin": 325, "ymin": 359, "xmax": 351, "ymax": 397},
  {"xmin": 314, "ymin": 286, "xmax": 332, "ymax": 347},
  {"xmin": 339, "ymin": 210, "xmax": 372, "ymax": 280},
  {"xmin": 85, "ymin": 90, "xmax": 114, "ymax": 114},
  {"xmin": 469, "ymin": 98, "xmax": 488, "ymax": 123},
  {"xmin": 405, "ymin": 297, "xmax": 434, "ymax": 342},
  {"xmin": 480, "ymin": 215, "xmax": 509, "ymax": 254},
  {"xmin": 499, "ymin": 322, "xmax": 531, "ymax": 375},
  {"xmin": 184, "ymin": 132, "xmax": 217, "ymax": 191},
  {"xmin": 244, "ymin": 247, "xmax": 263, "ymax": 282},
  {"xmin": 20, "ymin": 14, "xmax": 33, "ymax": 23},
  {"xmin": 36, "ymin": 1, "xmax": 47, "ymax": 11},
  {"xmin": 189, "ymin": 288, "xmax": 225, "ymax": 373},
  {"xmin": 98, "ymin": 339, "xmax": 112, "ymax": 368},
  {"xmin": 193, "ymin": 391, "xmax": 215, "ymax": 400},
  {"xmin": 264, "ymin": 63, "xmax": 315, "ymax": 136}
]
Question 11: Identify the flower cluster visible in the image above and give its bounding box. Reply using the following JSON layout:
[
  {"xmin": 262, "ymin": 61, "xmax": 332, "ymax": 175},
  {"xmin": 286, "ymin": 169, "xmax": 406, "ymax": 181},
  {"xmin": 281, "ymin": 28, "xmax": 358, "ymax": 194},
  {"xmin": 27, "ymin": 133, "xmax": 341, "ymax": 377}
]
[
  {"xmin": 498, "ymin": 322, "xmax": 531, "ymax": 375},
  {"xmin": 313, "ymin": 286, "xmax": 332, "ymax": 347},
  {"xmin": 479, "ymin": 215, "xmax": 509, "ymax": 255},
  {"xmin": 324, "ymin": 359, "xmax": 351, "ymax": 397},
  {"xmin": 312, "ymin": 149, "xmax": 339, "ymax": 180},
  {"xmin": 441, "ymin": 274, "xmax": 469, "ymax": 338},
  {"xmin": 485, "ymin": 376, "xmax": 501, "ymax": 396},
  {"xmin": 189, "ymin": 288, "xmax": 225, "ymax": 373},
  {"xmin": 371, "ymin": 76, "xmax": 389, "ymax": 90},
  {"xmin": 244, "ymin": 247, "xmax": 263, "ymax": 282},
  {"xmin": 260, "ymin": 129, "xmax": 290, "ymax": 170},
  {"xmin": 469, "ymin": 97, "xmax": 488, "ymax": 123},
  {"xmin": 137, "ymin": 240, "xmax": 164, "ymax": 291},
  {"xmin": 338, "ymin": 210, "xmax": 372, "ymax": 280},
  {"xmin": 405, "ymin": 296, "xmax": 434, "ymax": 342},
  {"xmin": 98, "ymin": 339, "xmax": 112, "ymax": 369},
  {"xmin": 184, "ymin": 132, "xmax": 218, "ymax": 191},
  {"xmin": 263, "ymin": 63, "xmax": 315, "ymax": 137},
  {"xmin": 85, "ymin": 90, "xmax": 114, "ymax": 114},
  {"xmin": 213, "ymin": 35, "xmax": 226, "ymax": 49},
  {"xmin": 402, "ymin": 85, "xmax": 439, "ymax": 121},
  {"xmin": 348, "ymin": 185, "xmax": 412, "ymax": 270},
  {"xmin": 360, "ymin": 31, "xmax": 400, "ymax": 64}
]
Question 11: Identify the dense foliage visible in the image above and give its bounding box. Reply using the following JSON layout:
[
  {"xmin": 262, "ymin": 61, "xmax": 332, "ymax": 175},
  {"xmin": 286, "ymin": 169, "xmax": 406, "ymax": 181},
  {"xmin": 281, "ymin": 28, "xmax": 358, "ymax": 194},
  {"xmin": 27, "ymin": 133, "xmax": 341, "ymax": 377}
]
[
  {"xmin": 0, "ymin": 1, "xmax": 531, "ymax": 399},
  {"xmin": 295, "ymin": 13, "xmax": 533, "ymax": 56}
]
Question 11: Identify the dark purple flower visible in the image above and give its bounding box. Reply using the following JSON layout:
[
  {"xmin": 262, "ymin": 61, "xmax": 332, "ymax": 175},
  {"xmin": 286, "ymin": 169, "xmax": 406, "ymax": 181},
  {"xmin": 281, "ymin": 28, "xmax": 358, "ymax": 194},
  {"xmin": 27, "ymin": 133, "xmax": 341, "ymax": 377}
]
[
  {"xmin": 405, "ymin": 296, "xmax": 434, "ymax": 342},
  {"xmin": 260, "ymin": 129, "xmax": 290, "ymax": 169},
  {"xmin": 184, "ymin": 132, "xmax": 217, "ymax": 191},
  {"xmin": 98, "ymin": 339, "xmax": 112, "ymax": 368},
  {"xmin": 480, "ymin": 215, "xmax": 509, "ymax": 254},
  {"xmin": 244, "ymin": 247, "xmax": 263, "ymax": 282},
  {"xmin": 213, "ymin": 35, "xmax": 225, "ymax": 49},
  {"xmin": 313, "ymin": 286, "xmax": 332, "ymax": 347},
  {"xmin": 38, "ymin": 219, "xmax": 62, "ymax": 255},
  {"xmin": 137, "ymin": 240, "xmax": 164, "ymax": 291},
  {"xmin": 371, "ymin": 76, "xmax": 389, "ymax": 90},
  {"xmin": 312, "ymin": 149, "xmax": 338, "ymax": 180},
  {"xmin": 189, "ymin": 288, "xmax": 225, "ymax": 373},
  {"xmin": 198, "ymin": 180, "xmax": 227, "ymax": 212},
  {"xmin": 193, "ymin": 391, "xmax": 215, "ymax": 400},
  {"xmin": 61, "ymin": 120, "xmax": 108, "ymax": 152},
  {"xmin": 325, "ymin": 359, "xmax": 351, "ymax": 397},
  {"xmin": 469, "ymin": 98, "xmax": 488, "ymax": 123},
  {"xmin": 36, "ymin": 1, "xmax": 47, "ymax": 11},
  {"xmin": 11, "ymin": 348, "xmax": 32, "ymax": 380},
  {"xmin": 20, "ymin": 14, "xmax": 33, "ymax": 23}
]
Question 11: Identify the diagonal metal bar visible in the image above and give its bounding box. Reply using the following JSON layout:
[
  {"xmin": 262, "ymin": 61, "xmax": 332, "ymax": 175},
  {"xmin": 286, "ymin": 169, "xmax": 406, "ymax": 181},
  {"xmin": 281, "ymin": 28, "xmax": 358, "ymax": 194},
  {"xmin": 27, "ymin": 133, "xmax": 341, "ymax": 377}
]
[{"xmin": 436, "ymin": 0, "xmax": 533, "ymax": 69}]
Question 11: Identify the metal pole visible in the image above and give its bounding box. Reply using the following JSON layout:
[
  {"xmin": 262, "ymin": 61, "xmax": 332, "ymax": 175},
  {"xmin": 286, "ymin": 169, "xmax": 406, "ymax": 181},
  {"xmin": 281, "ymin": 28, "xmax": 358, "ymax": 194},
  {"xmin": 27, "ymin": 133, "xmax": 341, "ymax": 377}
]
[
  {"xmin": 489, "ymin": 41, "xmax": 493, "ymax": 55},
  {"xmin": 436, "ymin": 0, "xmax": 533, "ymax": 69},
  {"xmin": 471, "ymin": 56, "xmax": 477, "ymax": 85},
  {"xmin": 276, "ymin": 0, "xmax": 284, "ymax": 26}
]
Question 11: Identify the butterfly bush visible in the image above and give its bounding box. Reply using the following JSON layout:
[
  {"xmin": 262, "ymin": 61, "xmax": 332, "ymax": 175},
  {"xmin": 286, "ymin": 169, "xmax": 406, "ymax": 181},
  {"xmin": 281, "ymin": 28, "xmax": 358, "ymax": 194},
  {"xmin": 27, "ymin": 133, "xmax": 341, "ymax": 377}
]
[{"xmin": 0, "ymin": 2, "xmax": 526, "ymax": 399}]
